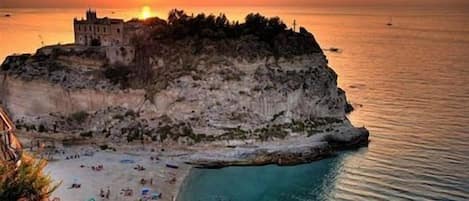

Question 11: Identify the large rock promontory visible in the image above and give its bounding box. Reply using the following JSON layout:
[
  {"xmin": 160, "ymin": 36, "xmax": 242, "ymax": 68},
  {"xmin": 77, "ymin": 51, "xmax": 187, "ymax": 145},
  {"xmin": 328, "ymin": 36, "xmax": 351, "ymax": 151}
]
[{"xmin": 0, "ymin": 10, "xmax": 368, "ymax": 167}]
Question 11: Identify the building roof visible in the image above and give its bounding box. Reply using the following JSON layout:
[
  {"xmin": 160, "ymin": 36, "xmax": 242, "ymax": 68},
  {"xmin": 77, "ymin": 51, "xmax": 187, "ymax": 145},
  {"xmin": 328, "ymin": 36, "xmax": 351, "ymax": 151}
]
[{"xmin": 74, "ymin": 17, "xmax": 124, "ymax": 25}]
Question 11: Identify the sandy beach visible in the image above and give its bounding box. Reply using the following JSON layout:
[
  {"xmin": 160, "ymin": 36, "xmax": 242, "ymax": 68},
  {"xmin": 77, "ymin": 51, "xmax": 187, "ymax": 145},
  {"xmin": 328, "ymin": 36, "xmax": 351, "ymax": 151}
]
[
  {"xmin": 44, "ymin": 148, "xmax": 190, "ymax": 201},
  {"xmin": 20, "ymin": 135, "xmax": 192, "ymax": 201}
]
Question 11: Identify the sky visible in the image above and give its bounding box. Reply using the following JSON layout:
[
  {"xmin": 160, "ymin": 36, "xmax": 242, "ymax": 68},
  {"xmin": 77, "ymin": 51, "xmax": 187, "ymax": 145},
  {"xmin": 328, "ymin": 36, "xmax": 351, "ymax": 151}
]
[{"xmin": 1, "ymin": 0, "xmax": 469, "ymax": 8}]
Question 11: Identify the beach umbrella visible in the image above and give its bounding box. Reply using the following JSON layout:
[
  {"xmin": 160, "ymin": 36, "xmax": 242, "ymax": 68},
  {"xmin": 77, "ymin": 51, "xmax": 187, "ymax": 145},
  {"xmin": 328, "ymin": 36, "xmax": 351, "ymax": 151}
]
[{"xmin": 141, "ymin": 187, "xmax": 151, "ymax": 196}]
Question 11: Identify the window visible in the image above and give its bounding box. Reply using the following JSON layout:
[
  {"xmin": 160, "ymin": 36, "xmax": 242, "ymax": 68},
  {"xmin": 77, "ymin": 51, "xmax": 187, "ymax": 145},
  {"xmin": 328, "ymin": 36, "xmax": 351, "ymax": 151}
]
[
  {"xmin": 89, "ymin": 26, "xmax": 91, "ymax": 31},
  {"xmin": 117, "ymin": 28, "xmax": 120, "ymax": 33},
  {"xmin": 104, "ymin": 27, "xmax": 106, "ymax": 33},
  {"xmin": 78, "ymin": 26, "xmax": 81, "ymax": 31}
]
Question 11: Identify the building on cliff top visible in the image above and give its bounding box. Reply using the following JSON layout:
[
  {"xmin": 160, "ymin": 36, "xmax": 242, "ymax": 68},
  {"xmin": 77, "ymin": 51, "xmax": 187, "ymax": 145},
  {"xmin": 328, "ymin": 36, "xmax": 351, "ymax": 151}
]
[
  {"xmin": 73, "ymin": 9, "xmax": 141, "ymax": 65},
  {"xmin": 74, "ymin": 9, "xmax": 125, "ymax": 46}
]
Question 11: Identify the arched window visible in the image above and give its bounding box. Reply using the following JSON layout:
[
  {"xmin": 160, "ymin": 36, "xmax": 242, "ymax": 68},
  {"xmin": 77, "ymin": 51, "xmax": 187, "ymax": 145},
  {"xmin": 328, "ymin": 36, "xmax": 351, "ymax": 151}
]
[{"xmin": 117, "ymin": 28, "xmax": 120, "ymax": 33}]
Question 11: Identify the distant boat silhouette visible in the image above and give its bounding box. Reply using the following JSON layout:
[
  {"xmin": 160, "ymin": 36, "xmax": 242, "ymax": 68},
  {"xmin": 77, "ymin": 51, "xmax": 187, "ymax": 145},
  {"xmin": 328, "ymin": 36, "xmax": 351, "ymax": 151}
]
[
  {"xmin": 387, "ymin": 16, "xmax": 393, "ymax": 26},
  {"xmin": 329, "ymin": 47, "xmax": 340, "ymax": 52},
  {"xmin": 323, "ymin": 47, "xmax": 342, "ymax": 53},
  {"xmin": 4, "ymin": 14, "xmax": 11, "ymax": 17}
]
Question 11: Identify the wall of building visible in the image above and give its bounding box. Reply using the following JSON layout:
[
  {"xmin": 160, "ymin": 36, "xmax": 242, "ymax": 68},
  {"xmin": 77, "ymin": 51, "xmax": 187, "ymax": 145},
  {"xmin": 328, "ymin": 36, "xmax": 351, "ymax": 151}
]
[
  {"xmin": 74, "ymin": 22, "xmax": 124, "ymax": 46},
  {"xmin": 73, "ymin": 10, "xmax": 125, "ymax": 47},
  {"xmin": 73, "ymin": 11, "xmax": 136, "ymax": 65}
]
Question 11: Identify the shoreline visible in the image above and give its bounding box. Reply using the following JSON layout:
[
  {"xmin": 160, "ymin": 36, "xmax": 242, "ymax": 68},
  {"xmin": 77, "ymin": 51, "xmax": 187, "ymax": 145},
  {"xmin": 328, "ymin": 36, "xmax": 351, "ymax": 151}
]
[
  {"xmin": 174, "ymin": 167, "xmax": 193, "ymax": 201},
  {"xmin": 17, "ymin": 121, "xmax": 369, "ymax": 201}
]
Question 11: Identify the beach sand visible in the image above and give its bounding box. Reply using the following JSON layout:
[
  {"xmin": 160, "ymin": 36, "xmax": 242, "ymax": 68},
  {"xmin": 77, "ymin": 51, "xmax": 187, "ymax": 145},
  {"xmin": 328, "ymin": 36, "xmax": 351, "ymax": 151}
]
[{"xmin": 44, "ymin": 147, "xmax": 191, "ymax": 201}]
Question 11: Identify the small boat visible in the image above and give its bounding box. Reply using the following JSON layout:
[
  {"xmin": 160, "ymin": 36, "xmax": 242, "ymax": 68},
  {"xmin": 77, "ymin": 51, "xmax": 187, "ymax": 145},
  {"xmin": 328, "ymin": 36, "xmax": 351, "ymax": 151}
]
[
  {"xmin": 329, "ymin": 47, "xmax": 340, "ymax": 52},
  {"xmin": 166, "ymin": 163, "xmax": 179, "ymax": 169},
  {"xmin": 387, "ymin": 17, "xmax": 393, "ymax": 26},
  {"xmin": 4, "ymin": 14, "xmax": 11, "ymax": 17},
  {"xmin": 323, "ymin": 47, "xmax": 341, "ymax": 53}
]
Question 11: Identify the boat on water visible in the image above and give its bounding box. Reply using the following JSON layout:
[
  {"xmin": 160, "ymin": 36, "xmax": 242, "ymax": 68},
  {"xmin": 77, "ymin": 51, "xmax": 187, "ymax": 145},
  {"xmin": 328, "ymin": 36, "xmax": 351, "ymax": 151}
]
[
  {"xmin": 329, "ymin": 47, "xmax": 340, "ymax": 52},
  {"xmin": 387, "ymin": 16, "xmax": 393, "ymax": 26},
  {"xmin": 323, "ymin": 47, "xmax": 341, "ymax": 53},
  {"xmin": 4, "ymin": 14, "xmax": 12, "ymax": 17}
]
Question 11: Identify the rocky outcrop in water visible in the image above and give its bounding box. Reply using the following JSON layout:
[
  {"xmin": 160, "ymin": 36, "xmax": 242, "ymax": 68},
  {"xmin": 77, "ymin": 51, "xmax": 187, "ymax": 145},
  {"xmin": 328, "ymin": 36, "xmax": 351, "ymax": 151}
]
[{"xmin": 0, "ymin": 11, "xmax": 368, "ymax": 166}]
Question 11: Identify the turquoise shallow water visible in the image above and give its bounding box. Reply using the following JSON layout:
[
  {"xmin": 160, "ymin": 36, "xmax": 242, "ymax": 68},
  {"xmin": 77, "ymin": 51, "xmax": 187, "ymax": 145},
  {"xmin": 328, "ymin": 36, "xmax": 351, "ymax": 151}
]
[{"xmin": 178, "ymin": 151, "xmax": 365, "ymax": 201}]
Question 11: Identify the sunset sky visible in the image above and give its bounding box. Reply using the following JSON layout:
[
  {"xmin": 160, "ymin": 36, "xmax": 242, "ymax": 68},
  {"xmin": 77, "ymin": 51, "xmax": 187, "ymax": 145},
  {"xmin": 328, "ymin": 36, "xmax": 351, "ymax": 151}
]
[{"xmin": 2, "ymin": 0, "xmax": 469, "ymax": 8}]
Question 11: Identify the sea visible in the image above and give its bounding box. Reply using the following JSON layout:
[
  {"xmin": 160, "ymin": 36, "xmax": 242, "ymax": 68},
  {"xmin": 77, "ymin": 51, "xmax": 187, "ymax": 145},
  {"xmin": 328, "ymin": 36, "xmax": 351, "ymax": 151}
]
[{"xmin": 1, "ymin": 5, "xmax": 469, "ymax": 201}]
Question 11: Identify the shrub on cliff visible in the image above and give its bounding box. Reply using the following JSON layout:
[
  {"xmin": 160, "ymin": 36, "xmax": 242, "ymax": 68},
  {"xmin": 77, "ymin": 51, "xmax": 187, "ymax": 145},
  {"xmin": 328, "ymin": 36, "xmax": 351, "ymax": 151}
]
[
  {"xmin": 103, "ymin": 64, "xmax": 133, "ymax": 89},
  {"xmin": 132, "ymin": 9, "xmax": 322, "ymax": 57},
  {"xmin": 0, "ymin": 154, "xmax": 60, "ymax": 201},
  {"xmin": 68, "ymin": 111, "xmax": 89, "ymax": 124}
]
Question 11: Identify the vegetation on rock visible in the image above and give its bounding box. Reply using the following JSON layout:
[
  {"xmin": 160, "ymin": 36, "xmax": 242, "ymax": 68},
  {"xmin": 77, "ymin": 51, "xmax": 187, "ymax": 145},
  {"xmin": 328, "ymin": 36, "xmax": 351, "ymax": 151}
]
[{"xmin": 0, "ymin": 154, "xmax": 60, "ymax": 201}]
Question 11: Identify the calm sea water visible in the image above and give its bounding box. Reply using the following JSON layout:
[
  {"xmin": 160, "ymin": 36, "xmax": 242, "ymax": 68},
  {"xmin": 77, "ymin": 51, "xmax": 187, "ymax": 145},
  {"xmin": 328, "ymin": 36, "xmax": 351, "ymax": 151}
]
[{"xmin": 1, "ymin": 6, "xmax": 469, "ymax": 201}]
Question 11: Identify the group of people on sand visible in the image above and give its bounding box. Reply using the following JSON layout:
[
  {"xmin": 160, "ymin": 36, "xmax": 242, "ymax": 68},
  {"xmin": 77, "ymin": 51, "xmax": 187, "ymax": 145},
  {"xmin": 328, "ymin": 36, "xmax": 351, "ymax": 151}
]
[
  {"xmin": 65, "ymin": 154, "xmax": 80, "ymax": 160},
  {"xmin": 78, "ymin": 164, "xmax": 104, "ymax": 171},
  {"xmin": 121, "ymin": 188, "xmax": 133, "ymax": 196},
  {"xmin": 134, "ymin": 164, "xmax": 146, "ymax": 171},
  {"xmin": 99, "ymin": 187, "xmax": 111, "ymax": 199},
  {"xmin": 150, "ymin": 156, "xmax": 160, "ymax": 161},
  {"xmin": 91, "ymin": 164, "xmax": 104, "ymax": 171},
  {"xmin": 140, "ymin": 178, "xmax": 153, "ymax": 185}
]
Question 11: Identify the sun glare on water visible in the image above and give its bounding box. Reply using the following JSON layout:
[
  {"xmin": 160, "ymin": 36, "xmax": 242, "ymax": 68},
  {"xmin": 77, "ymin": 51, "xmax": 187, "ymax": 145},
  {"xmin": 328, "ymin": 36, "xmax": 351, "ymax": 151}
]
[{"xmin": 140, "ymin": 6, "xmax": 153, "ymax": 19}]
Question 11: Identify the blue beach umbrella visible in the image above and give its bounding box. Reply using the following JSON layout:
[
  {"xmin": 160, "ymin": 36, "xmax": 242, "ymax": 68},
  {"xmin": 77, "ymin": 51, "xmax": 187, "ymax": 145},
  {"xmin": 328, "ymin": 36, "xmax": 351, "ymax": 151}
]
[{"xmin": 141, "ymin": 187, "xmax": 151, "ymax": 196}]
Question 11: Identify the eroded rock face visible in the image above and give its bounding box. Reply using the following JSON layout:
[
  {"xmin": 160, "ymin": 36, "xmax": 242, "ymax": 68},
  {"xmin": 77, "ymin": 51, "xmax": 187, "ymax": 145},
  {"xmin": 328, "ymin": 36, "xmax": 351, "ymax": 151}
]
[
  {"xmin": 147, "ymin": 54, "xmax": 348, "ymax": 134},
  {"xmin": 1, "ymin": 52, "xmax": 360, "ymax": 147},
  {"xmin": 0, "ymin": 25, "xmax": 368, "ymax": 166}
]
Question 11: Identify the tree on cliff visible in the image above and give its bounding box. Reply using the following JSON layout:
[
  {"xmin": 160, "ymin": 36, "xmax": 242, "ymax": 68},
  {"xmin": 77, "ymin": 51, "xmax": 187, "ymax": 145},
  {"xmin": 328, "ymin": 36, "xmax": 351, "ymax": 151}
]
[{"xmin": 0, "ymin": 153, "xmax": 60, "ymax": 201}]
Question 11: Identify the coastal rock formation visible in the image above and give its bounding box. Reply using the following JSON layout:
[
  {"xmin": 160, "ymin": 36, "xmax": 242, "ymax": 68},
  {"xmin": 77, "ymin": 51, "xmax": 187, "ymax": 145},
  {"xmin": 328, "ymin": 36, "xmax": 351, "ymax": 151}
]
[
  {"xmin": 186, "ymin": 126, "xmax": 369, "ymax": 168},
  {"xmin": 0, "ymin": 11, "xmax": 368, "ymax": 167}
]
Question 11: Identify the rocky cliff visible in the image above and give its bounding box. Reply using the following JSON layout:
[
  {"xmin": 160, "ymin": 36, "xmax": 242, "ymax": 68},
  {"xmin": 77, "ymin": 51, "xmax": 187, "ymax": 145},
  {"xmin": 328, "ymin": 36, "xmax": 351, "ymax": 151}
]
[{"xmin": 0, "ymin": 11, "xmax": 368, "ymax": 167}]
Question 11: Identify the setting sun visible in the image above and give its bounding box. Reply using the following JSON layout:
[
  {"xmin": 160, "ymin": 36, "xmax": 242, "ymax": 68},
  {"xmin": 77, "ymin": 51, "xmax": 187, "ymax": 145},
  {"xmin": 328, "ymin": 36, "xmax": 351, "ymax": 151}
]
[{"xmin": 140, "ymin": 6, "xmax": 153, "ymax": 19}]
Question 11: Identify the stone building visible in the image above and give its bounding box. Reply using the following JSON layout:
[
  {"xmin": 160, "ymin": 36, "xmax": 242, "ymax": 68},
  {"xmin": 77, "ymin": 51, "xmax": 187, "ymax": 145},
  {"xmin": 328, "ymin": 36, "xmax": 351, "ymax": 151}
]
[{"xmin": 74, "ymin": 10, "xmax": 125, "ymax": 46}]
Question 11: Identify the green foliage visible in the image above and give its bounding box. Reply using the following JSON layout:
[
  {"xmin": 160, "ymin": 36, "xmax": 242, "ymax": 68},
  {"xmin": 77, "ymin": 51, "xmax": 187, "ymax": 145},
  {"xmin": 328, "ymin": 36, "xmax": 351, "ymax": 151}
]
[
  {"xmin": 0, "ymin": 153, "xmax": 61, "ymax": 201},
  {"xmin": 131, "ymin": 9, "xmax": 321, "ymax": 57},
  {"xmin": 68, "ymin": 111, "xmax": 89, "ymax": 124},
  {"xmin": 99, "ymin": 144, "xmax": 109, "ymax": 150},
  {"xmin": 37, "ymin": 124, "xmax": 47, "ymax": 133},
  {"xmin": 79, "ymin": 131, "xmax": 93, "ymax": 138},
  {"xmin": 103, "ymin": 64, "xmax": 132, "ymax": 88},
  {"xmin": 159, "ymin": 9, "xmax": 288, "ymax": 42},
  {"xmin": 124, "ymin": 109, "xmax": 138, "ymax": 117}
]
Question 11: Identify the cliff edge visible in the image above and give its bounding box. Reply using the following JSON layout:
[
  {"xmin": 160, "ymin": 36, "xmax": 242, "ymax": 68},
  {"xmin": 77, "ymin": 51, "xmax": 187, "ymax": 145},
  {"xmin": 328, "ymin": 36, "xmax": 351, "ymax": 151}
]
[{"xmin": 0, "ymin": 10, "xmax": 368, "ymax": 167}]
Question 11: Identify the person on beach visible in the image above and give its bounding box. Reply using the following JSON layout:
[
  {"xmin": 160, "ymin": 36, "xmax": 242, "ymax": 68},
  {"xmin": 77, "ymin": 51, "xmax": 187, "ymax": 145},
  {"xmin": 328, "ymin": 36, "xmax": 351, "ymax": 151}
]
[{"xmin": 106, "ymin": 187, "xmax": 110, "ymax": 199}]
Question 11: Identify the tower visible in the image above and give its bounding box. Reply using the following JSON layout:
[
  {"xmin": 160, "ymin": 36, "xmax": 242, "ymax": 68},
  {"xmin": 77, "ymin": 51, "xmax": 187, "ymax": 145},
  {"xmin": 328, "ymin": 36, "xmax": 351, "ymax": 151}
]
[
  {"xmin": 293, "ymin": 19, "xmax": 297, "ymax": 32},
  {"xmin": 86, "ymin": 9, "xmax": 97, "ymax": 21}
]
